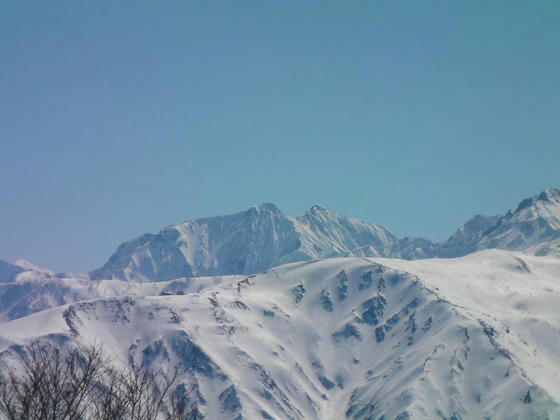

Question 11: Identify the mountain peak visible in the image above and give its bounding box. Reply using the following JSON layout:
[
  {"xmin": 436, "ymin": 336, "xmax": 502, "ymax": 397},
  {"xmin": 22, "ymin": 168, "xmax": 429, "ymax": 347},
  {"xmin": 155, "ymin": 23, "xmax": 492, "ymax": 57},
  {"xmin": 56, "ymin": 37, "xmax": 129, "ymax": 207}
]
[
  {"xmin": 515, "ymin": 188, "xmax": 560, "ymax": 213},
  {"xmin": 310, "ymin": 204, "xmax": 328, "ymax": 211},
  {"xmin": 537, "ymin": 188, "xmax": 560, "ymax": 203},
  {"xmin": 253, "ymin": 202, "xmax": 281, "ymax": 213},
  {"xmin": 244, "ymin": 203, "xmax": 283, "ymax": 217},
  {"xmin": 304, "ymin": 204, "xmax": 333, "ymax": 217}
]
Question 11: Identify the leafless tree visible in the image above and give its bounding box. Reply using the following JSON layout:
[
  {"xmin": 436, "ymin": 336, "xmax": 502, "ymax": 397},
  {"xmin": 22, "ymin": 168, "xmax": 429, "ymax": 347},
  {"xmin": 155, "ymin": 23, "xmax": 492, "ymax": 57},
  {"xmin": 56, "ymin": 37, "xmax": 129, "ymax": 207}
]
[
  {"xmin": 167, "ymin": 385, "xmax": 203, "ymax": 420},
  {"xmin": 0, "ymin": 343, "xmax": 106, "ymax": 420},
  {"xmin": 0, "ymin": 343, "xmax": 201, "ymax": 420}
]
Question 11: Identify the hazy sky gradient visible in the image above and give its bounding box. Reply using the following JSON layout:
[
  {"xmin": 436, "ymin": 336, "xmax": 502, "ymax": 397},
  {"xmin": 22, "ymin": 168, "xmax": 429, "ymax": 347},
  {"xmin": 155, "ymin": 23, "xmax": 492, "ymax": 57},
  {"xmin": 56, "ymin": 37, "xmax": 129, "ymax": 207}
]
[{"xmin": 1, "ymin": 1, "xmax": 559, "ymax": 272}]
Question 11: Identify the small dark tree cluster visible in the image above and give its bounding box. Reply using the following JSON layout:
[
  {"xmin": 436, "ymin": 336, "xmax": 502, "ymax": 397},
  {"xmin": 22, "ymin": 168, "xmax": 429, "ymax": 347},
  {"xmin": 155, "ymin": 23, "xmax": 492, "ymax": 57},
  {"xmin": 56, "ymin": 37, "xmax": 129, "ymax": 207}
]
[{"xmin": 0, "ymin": 343, "xmax": 202, "ymax": 420}]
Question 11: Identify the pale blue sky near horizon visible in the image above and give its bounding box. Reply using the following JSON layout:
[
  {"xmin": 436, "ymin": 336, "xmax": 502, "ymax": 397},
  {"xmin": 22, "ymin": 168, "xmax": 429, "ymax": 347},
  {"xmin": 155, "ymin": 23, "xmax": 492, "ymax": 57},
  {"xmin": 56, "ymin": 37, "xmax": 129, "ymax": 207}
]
[{"xmin": 1, "ymin": 1, "xmax": 559, "ymax": 272}]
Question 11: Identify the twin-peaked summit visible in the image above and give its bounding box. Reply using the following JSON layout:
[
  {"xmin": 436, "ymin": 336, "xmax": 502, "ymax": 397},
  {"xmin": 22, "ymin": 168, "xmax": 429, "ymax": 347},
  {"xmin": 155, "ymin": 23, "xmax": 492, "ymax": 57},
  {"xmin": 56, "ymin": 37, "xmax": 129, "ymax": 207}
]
[
  {"xmin": 91, "ymin": 188, "xmax": 560, "ymax": 282},
  {"xmin": 90, "ymin": 203, "xmax": 404, "ymax": 282}
]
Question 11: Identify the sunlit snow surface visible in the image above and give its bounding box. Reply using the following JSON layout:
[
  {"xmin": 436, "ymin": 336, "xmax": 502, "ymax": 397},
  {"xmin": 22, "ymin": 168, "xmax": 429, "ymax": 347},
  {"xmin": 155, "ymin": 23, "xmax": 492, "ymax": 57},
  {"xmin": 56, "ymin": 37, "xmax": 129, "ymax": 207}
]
[{"xmin": 1, "ymin": 250, "xmax": 560, "ymax": 419}]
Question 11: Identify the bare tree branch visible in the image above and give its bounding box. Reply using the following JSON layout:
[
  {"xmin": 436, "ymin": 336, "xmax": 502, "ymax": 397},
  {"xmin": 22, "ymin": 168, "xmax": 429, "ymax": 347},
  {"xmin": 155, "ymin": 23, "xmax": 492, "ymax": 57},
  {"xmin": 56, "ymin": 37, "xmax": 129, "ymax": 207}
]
[{"xmin": 0, "ymin": 342, "xmax": 200, "ymax": 420}]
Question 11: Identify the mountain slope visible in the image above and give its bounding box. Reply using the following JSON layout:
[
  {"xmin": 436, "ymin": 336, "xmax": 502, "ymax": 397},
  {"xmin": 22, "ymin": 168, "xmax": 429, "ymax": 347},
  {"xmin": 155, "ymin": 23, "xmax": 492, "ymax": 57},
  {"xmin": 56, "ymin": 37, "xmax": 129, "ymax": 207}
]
[
  {"xmin": 2, "ymin": 251, "xmax": 559, "ymax": 419},
  {"xmin": 0, "ymin": 259, "xmax": 23, "ymax": 283}
]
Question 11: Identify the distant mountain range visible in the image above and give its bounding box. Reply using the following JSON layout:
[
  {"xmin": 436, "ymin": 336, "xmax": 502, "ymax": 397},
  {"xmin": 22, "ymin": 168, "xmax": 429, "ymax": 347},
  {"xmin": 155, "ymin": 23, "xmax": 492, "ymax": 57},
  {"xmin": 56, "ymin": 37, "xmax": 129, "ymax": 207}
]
[{"xmin": 88, "ymin": 188, "xmax": 560, "ymax": 282}]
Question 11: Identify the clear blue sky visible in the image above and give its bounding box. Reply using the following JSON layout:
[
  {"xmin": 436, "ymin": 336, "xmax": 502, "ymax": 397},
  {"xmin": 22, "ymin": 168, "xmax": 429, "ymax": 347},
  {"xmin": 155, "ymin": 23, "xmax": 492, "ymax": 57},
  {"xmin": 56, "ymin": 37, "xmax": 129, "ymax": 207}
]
[{"xmin": 1, "ymin": 1, "xmax": 559, "ymax": 272}]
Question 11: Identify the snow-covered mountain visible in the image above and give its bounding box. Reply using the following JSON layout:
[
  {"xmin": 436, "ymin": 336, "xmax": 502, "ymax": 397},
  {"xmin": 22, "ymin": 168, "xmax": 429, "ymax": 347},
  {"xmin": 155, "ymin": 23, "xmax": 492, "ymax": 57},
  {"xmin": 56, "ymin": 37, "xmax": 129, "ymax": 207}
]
[
  {"xmin": 1, "ymin": 251, "xmax": 559, "ymax": 419},
  {"xmin": 90, "ymin": 203, "xmax": 408, "ymax": 282},
  {"xmin": 90, "ymin": 188, "xmax": 560, "ymax": 282},
  {"xmin": 439, "ymin": 188, "xmax": 560, "ymax": 257}
]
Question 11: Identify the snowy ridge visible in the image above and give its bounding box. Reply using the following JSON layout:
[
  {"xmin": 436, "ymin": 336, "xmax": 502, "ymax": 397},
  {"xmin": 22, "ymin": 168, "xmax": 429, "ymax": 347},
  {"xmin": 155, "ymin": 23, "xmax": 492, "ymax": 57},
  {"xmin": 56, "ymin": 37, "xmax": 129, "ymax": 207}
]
[
  {"xmin": 90, "ymin": 188, "xmax": 560, "ymax": 282},
  {"xmin": 294, "ymin": 205, "xmax": 398, "ymax": 259},
  {"xmin": 1, "ymin": 251, "xmax": 559, "ymax": 419},
  {"xmin": 0, "ymin": 266, "xmax": 240, "ymax": 322},
  {"xmin": 440, "ymin": 188, "xmax": 560, "ymax": 257}
]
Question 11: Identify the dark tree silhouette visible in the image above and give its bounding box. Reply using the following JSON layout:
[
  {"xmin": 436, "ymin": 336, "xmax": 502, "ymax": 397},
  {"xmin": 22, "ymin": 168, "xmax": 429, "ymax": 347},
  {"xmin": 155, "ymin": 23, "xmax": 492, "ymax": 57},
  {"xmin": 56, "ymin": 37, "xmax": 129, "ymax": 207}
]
[{"xmin": 0, "ymin": 343, "xmax": 201, "ymax": 420}]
